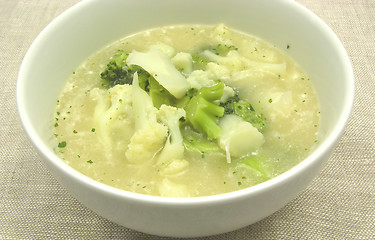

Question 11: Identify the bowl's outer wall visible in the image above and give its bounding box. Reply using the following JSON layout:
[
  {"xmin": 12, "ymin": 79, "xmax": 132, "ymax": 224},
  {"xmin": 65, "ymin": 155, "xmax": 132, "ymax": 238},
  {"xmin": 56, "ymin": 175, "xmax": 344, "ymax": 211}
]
[
  {"xmin": 39, "ymin": 143, "xmax": 334, "ymax": 237},
  {"xmin": 17, "ymin": 0, "xmax": 354, "ymax": 237}
]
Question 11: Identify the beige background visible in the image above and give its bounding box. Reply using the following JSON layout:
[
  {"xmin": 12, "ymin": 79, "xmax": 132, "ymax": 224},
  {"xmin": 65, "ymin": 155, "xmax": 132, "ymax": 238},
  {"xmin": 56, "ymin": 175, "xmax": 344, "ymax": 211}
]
[{"xmin": 1, "ymin": 0, "xmax": 374, "ymax": 239}]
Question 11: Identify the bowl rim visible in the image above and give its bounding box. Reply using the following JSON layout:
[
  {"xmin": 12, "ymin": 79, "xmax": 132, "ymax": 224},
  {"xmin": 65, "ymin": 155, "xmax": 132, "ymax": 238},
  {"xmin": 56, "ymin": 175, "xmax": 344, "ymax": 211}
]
[{"xmin": 17, "ymin": 0, "xmax": 354, "ymax": 206}]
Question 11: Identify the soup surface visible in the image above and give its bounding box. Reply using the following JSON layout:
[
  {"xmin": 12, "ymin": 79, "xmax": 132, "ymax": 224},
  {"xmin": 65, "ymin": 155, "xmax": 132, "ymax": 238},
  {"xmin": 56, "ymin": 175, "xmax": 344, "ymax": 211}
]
[{"xmin": 54, "ymin": 24, "xmax": 320, "ymax": 197}]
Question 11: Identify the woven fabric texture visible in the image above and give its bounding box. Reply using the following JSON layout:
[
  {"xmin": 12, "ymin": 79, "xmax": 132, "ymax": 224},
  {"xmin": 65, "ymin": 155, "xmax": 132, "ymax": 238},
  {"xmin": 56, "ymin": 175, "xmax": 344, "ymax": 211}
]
[{"xmin": 1, "ymin": 0, "xmax": 374, "ymax": 239}]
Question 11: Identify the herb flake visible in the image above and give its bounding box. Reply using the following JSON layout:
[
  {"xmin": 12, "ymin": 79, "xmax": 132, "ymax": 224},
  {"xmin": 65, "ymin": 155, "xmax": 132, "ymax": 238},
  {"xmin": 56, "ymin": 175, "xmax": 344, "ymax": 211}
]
[{"xmin": 58, "ymin": 141, "xmax": 66, "ymax": 148}]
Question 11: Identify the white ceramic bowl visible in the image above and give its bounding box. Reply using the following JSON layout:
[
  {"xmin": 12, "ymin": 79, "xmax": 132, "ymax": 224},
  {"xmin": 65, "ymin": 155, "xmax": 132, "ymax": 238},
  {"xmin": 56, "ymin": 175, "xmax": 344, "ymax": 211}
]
[{"xmin": 17, "ymin": 0, "xmax": 354, "ymax": 237}]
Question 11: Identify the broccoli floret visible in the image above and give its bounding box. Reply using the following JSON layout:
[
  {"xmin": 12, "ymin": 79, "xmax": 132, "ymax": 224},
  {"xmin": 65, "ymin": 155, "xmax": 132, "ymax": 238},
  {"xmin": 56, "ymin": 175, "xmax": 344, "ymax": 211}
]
[
  {"xmin": 148, "ymin": 77, "xmax": 176, "ymax": 109},
  {"xmin": 184, "ymin": 82, "xmax": 225, "ymax": 139},
  {"xmin": 181, "ymin": 126, "xmax": 222, "ymax": 154},
  {"xmin": 100, "ymin": 50, "xmax": 130, "ymax": 87},
  {"xmin": 220, "ymin": 94, "xmax": 266, "ymax": 132},
  {"xmin": 176, "ymin": 88, "xmax": 198, "ymax": 109}
]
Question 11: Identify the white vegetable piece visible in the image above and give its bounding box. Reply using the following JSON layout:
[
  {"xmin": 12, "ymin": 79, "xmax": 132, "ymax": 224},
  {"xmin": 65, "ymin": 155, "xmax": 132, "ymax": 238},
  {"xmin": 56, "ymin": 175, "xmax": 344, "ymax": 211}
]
[
  {"xmin": 149, "ymin": 43, "xmax": 176, "ymax": 58},
  {"xmin": 132, "ymin": 72, "xmax": 156, "ymax": 131},
  {"xmin": 125, "ymin": 73, "xmax": 168, "ymax": 164},
  {"xmin": 127, "ymin": 49, "xmax": 189, "ymax": 99},
  {"xmin": 186, "ymin": 70, "xmax": 214, "ymax": 89},
  {"xmin": 218, "ymin": 115, "xmax": 265, "ymax": 162},
  {"xmin": 171, "ymin": 52, "xmax": 193, "ymax": 75},
  {"xmin": 159, "ymin": 178, "xmax": 188, "ymax": 197}
]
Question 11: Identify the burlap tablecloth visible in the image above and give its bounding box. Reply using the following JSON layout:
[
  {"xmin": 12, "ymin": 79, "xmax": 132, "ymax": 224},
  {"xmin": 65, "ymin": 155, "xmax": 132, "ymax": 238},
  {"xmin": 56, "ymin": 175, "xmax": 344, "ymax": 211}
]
[{"xmin": 1, "ymin": 0, "xmax": 374, "ymax": 239}]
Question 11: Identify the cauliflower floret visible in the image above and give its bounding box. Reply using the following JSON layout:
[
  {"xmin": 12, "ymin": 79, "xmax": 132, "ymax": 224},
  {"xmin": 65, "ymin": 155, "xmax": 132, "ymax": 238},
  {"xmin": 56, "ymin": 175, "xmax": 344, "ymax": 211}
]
[
  {"xmin": 218, "ymin": 114, "xmax": 265, "ymax": 163},
  {"xmin": 125, "ymin": 121, "xmax": 168, "ymax": 164},
  {"xmin": 90, "ymin": 85, "xmax": 134, "ymax": 158},
  {"xmin": 125, "ymin": 73, "xmax": 168, "ymax": 164},
  {"xmin": 205, "ymin": 62, "xmax": 231, "ymax": 82},
  {"xmin": 156, "ymin": 105, "xmax": 189, "ymax": 176},
  {"xmin": 172, "ymin": 52, "xmax": 193, "ymax": 75},
  {"xmin": 157, "ymin": 105, "xmax": 185, "ymax": 146},
  {"xmin": 221, "ymin": 85, "xmax": 235, "ymax": 102},
  {"xmin": 186, "ymin": 70, "xmax": 215, "ymax": 90}
]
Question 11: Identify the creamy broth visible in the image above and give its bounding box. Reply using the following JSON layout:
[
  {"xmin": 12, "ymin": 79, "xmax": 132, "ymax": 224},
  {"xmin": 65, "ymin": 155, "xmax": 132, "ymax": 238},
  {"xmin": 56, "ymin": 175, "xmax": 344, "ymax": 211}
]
[{"xmin": 54, "ymin": 25, "xmax": 320, "ymax": 197}]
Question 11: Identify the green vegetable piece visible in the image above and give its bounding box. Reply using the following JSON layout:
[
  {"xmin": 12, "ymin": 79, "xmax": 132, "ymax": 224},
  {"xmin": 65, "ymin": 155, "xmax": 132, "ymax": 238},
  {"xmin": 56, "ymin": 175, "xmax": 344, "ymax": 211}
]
[
  {"xmin": 182, "ymin": 126, "xmax": 222, "ymax": 154},
  {"xmin": 137, "ymin": 70, "xmax": 151, "ymax": 91},
  {"xmin": 148, "ymin": 77, "xmax": 176, "ymax": 109},
  {"xmin": 184, "ymin": 83, "xmax": 225, "ymax": 139},
  {"xmin": 176, "ymin": 88, "xmax": 198, "ymax": 109},
  {"xmin": 240, "ymin": 156, "xmax": 270, "ymax": 180},
  {"xmin": 192, "ymin": 54, "xmax": 209, "ymax": 70}
]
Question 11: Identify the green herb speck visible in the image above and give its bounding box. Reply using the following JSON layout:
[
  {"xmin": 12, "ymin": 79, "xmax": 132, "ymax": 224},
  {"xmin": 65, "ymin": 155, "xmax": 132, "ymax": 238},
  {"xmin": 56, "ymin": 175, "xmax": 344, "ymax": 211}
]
[
  {"xmin": 91, "ymin": 128, "xmax": 96, "ymax": 132},
  {"xmin": 87, "ymin": 160, "xmax": 93, "ymax": 164},
  {"xmin": 58, "ymin": 141, "xmax": 66, "ymax": 148}
]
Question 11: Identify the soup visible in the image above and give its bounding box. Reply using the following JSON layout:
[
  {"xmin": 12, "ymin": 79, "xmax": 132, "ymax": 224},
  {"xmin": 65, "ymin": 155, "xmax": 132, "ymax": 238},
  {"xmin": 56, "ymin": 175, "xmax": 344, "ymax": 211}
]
[{"xmin": 53, "ymin": 24, "xmax": 320, "ymax": 197}]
